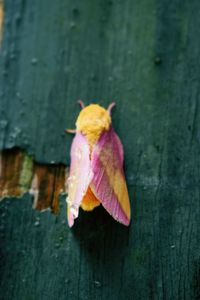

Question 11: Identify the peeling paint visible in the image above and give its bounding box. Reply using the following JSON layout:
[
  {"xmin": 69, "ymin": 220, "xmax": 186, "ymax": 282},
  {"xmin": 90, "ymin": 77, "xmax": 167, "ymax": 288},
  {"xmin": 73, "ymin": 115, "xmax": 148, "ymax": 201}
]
[
  {"xmin": 0, "ymin": 0, "xmax": 4, "ymax": 47},
  {"xmin": 0, "ymin": 148, "xmax": 68, "ymax": 214}
]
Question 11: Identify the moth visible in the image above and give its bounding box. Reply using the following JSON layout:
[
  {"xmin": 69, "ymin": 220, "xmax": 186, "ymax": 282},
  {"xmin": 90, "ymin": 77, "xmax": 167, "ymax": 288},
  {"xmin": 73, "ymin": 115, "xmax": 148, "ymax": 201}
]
[{"xmin": 66, "ymin": 101, "xmax": 131, "ymax": 227}]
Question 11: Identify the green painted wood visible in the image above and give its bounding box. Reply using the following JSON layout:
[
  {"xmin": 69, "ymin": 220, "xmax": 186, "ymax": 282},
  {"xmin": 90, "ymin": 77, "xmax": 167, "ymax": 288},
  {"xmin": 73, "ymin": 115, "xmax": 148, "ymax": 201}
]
[{"xmin": 0, "ymin": 0, "xmax": 200, "ymax": 299}]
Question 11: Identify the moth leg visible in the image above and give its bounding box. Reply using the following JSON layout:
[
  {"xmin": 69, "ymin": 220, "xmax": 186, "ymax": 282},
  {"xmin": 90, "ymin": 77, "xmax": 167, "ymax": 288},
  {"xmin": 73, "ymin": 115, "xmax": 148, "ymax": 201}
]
[
  {"xmin": 107, "ymin": 102, "xmax": 116, "ymax": 114},
  {"xmin": 65, "ymin": 129, "xmax": 76, "ymax": 134},
  {"xmin": 78, "ymin": 100, "xmax": 85, "ymax": 109}
]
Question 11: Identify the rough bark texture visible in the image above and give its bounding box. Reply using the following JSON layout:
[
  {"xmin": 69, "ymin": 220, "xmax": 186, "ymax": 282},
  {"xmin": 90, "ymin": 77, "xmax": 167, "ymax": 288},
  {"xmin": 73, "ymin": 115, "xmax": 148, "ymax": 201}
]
[{"xmin": 0, "ymin": 0, "xmax": 200, "ymax": 299}]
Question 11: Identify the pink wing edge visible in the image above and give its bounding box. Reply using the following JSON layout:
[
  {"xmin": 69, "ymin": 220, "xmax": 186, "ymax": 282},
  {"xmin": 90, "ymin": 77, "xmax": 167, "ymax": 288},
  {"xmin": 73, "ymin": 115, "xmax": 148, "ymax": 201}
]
[
  {"xmin": 67, "ymin": 132, "xmax": 92, "ymax": 227},
  {"xmin": 90, "ymin": 127, "xmax": 131, "ymax": 226}
]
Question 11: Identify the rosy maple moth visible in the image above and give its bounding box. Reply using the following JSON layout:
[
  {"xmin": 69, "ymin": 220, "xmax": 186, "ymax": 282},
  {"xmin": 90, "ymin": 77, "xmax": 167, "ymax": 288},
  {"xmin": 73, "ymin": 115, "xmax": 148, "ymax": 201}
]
[{"xmin": 66, "ymin": 101, "xmax": 131, "ymax": 227}]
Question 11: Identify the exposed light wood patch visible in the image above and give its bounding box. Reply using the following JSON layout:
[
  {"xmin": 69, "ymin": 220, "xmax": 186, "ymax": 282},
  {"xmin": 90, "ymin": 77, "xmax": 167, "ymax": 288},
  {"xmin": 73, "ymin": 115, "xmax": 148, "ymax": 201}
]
[
  {"xmin": 0, "ymin": 148, "xmax": 25, "ymax": 198},
  {"xmin": 30, "ymin": 163, "xmax": 66, "ymax": 213},
  {"xmin": 0, "ymin": 148, "xmax": 68, "ymax": 213}
]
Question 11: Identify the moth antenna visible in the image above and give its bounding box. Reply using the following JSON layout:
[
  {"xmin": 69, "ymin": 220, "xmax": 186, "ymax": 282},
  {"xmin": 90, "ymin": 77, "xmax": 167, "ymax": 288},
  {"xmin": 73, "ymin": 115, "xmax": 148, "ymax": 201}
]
[
  {"xmin": 107, "ymin": 102, "xmax": 116, "ymax": 114},
  {"xmin": 65, "ymin": 129, "xmax": 76, "ymax": 134},
  {"xmin": 78, "ymin": 100, "xmax": 85, "ymax": 109}
]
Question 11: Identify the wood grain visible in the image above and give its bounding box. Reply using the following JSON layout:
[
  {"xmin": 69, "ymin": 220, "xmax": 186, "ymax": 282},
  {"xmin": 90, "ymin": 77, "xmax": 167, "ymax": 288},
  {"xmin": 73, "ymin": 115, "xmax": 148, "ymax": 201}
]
[{"xmin": 0, "ymin": 0, "xmax": 199, "ymax": 299}]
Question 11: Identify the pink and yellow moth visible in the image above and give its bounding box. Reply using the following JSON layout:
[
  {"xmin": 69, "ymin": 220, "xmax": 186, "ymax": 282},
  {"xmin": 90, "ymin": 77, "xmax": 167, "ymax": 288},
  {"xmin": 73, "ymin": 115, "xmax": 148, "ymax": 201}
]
[{"xmin": 66, "ymin": 101, "xmax": 131, "ymax": 227}]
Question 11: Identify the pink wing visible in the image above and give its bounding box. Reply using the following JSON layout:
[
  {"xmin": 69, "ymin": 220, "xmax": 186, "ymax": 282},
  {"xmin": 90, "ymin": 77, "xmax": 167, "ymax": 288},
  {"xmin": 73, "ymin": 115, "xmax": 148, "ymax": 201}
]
[
  {"xmin": 67, "ymin": 132, "xmax": 92, "ymax": 227},
  {"xmin": 90, "ymin": 127, "xmax": 131, "ymax": 226}
]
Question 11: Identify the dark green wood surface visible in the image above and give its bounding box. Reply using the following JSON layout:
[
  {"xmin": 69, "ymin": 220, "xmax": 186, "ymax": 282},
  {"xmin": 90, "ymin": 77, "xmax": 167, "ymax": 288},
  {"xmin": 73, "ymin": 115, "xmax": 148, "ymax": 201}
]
[{"xmin": 0, "ymin": 0, "xmax": 200, "ymax": 299}]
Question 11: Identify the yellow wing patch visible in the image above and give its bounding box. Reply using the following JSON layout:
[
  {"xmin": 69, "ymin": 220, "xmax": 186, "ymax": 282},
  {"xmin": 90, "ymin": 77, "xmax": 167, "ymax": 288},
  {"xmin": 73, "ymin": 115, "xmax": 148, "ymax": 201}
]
[
  {"xmin": 108, "ymin": 169, "xmax": 131, "ymax": 220},
  {"xmin": 100, "ymin": 148, "xmax": 131, "ymax": 220}
]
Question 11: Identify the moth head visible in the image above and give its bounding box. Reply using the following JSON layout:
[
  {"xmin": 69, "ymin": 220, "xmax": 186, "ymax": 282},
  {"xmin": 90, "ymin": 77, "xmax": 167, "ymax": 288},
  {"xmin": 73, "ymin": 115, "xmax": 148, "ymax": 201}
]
[{"xmin": 76, "ymin": 104, "xmax": 111, "ymax": 145}]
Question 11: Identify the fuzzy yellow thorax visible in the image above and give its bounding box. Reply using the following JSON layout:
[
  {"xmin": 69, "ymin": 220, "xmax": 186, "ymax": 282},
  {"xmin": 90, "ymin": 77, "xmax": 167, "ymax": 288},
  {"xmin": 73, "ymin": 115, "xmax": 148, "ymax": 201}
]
[{"xmin": 76, "ymin": 104, "xmax": 111, "ymax": 147}]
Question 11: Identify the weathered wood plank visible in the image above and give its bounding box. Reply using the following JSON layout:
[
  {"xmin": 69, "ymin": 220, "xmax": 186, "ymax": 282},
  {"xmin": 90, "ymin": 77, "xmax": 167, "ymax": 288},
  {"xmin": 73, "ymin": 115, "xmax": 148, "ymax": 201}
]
[{"xmin": 0, "ymin": 0, "xmax": 200, "ymax": 299}]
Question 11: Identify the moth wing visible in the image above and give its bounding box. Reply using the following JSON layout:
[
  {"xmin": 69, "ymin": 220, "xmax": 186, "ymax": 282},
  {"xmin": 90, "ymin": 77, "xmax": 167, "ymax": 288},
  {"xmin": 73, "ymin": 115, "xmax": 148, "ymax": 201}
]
[
  {"xmin": 67, "ymin": 132, "xmax": 92, "ymax": 227},
  {"xmin": 91, "ymin": 127, "xmax": 131, "ymax": 225}
]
